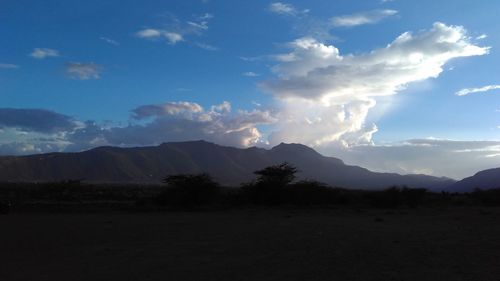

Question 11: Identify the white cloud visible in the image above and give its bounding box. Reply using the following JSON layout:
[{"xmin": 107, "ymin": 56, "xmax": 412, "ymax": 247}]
[
  {"xmin": 187, "ymin": 21, "xmax": 208, "ymax": 30},
  {"xmin": 0, "ymin": 63, "xmax": 19, "ymax": 69},
  {"xmin": 65, "ymin": 62, "xmax": 102, "ymax": 80},
  {"xmin": 100, "ymin": 36, "xmax": 120, "ymax": 45},
  {"xmin": 455, "ymin": 85, "xmax": 500, "ymax": 96},
  {"xmin": 191, "ymin": 13, "xmax": 213, "ymax": 28},
  {"xmin": 242, "ymin": 71, "xmax": 260, "ymax": 77},
  {"xmin": 476, "ymin": 34, "xmax": 488, "ymax": 40},
  {"xmin": 269, "ymin": 2, "xmax": 308, "ymax": 16},
  {"xmin": 200, "ymin": 13, "xmax": 213, "ymax": 20},
  {"xmin": 239, "ymin": 56, "xmax": 265, "ymax": 62},
  {"xmin": 196, "ymin": 42, "xmax": 218, "ymax": 51},
  {"xmin": 136, "ymin": 28, "xmax": 162, "ymax": 38},
  {"xmin": 163, "ymin": 32, "xmax": 183, "ymax": 44},
  {"xmin": 136, "ymin": 29, "xmax": 183, "ymax": 44},
  {"xmin": 2, "ymin": 111, "xmax": 499, "ymax": 179},
  {"xmin": 30, "ymin": 48, "xmax": 60, "ymax": 59},
  {"xmin": 331, "ymin": 9, "xmax": 398, "ymax": 27},
  {"xmin": 136, "ymin": 13, "xmax": 213, "ymax": 46},
  {"xmin": 211, "ymin": 101, "xmax": 231, "ymax": 114},
  {"xmin": 0, "ymin": 101, "xmax": 277, "ymax": 155},
  {"xmin": 269, "ymin": 2, "xmax": 297, "ymax": 15},
  {"xmin": 261, "ymin": 22, "xmax": 489, "ymax": 148},
  {"xmin": 104, "ymin": 101, "xmax": 277, "ymax": 148},
  {"xmin": 323, "ymin": 139, "xmax": 500, "ymax": 179}
]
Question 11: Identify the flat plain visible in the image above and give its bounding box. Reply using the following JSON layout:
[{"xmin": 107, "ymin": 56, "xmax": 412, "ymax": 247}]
[{"xmin": 1, "ymin": 207, "xmax": 500, "ymax": 281}]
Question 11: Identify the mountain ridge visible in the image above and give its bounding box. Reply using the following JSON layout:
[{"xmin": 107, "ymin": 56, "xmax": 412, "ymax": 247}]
[
  {"xmin": 0, "ymin": 140, "xmax": 455, "ymax": 190},
  {"xmin": 447, "ymin": 167, "xmax": 500, "ymax": 192}
]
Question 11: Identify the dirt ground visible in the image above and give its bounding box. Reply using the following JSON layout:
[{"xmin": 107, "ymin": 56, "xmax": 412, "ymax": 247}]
[{"xmin": 1, "ymin": 207, "xmax": 500, "ymax": 281}]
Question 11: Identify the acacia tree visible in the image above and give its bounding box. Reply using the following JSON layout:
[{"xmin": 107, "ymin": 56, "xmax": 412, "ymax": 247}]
[
  {"xmin": 254, "ymin": 162, "xmax": 298, "ymax": 187},
  {"xmin": 243, "ymin": 162, "xmax": 298, "ymax": 205}
]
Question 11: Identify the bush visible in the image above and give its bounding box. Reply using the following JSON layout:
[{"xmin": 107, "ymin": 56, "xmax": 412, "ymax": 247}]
[
  {"xmin": 285, "ymin": 180, "xmax": 343, "ymax": 205},
  {"xmin": 240, "ymin": 181, "xmax": 282, "ymax": 206},
  {"xmin": 240, "ymin": 179, "xmax": 345, "ymax": 206},
  {"xmin": 157, "ymin": 173, "xmax": 221, "ymax": 206},
  {"xmin": 35, "ymin": 180, "xmax": 85, "ymax": 201},
  {"xmin": 470, "ymin": 188, "xmax": 500, "ymax": 206},
  {"xmin": 369, "ymin": 186, "xmax": 428, "ymax": 208}
]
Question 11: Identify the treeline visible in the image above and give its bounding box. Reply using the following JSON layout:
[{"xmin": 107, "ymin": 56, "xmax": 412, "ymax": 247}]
[
  {"xmin": 1, "ymin": 163, "xmax": 500, "ymax": 212},
  {"xmin": 155, "ymin": 163, "xmax": 430, "ymax": 207},
  {"xmin": 153, "ymin": 163, "xmax": 500, "ymax": 208}
]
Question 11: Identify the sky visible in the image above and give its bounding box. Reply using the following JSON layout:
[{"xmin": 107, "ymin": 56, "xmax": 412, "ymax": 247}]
[{"xmin": 1, "ymin": 0, "xmax": 499, "ymax": 179}]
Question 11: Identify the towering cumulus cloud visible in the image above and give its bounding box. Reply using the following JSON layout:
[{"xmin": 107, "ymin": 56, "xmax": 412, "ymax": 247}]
[
  {"xmin": 123, "ymin": 101, "xmax": 276, "ymax": 147},
  {"xmin": 262, "ymin": 22, "xmax": 489, "ymax": 148}
]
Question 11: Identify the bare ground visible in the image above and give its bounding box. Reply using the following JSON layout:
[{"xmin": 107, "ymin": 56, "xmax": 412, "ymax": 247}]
[{"xmin": 1, "ymin": 207, "xmax": 500, "ymax": 281}]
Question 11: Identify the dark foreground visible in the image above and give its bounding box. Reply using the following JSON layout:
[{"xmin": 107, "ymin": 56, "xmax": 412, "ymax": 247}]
[{"xmin": 1, "ymin": 207, "xmax": 500, "ymax": 281}]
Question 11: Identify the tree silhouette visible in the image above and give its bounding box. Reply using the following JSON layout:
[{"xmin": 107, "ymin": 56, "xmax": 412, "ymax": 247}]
[
  {"xmin": 254, "ymin": 162, "xmax": 297, "ymax": 187},
  {"xmin": 242, "ymin": 163, "xmax": 298, "ymax": 205}
]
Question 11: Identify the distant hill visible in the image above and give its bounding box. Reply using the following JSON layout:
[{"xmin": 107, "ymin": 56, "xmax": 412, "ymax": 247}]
[
  {"xmin": 0, "ymin": 140, "xmax": 455, "ymax": 190},
  {"xmin": 448, "ymin": 168, "xmax": 500, "ymax": 192}
]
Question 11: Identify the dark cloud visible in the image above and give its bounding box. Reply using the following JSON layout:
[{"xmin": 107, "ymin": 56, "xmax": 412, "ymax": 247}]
[
  {"xmin": 132, "ymin": 102, "xmax": 203, "ymax": 120},
  {"xmin": 0, "ymin": 108, "xmax": 77, "ymax": 133},
  {"xmin": 0, "ymin": 102, "xmax": 275, "ymax": 155}
]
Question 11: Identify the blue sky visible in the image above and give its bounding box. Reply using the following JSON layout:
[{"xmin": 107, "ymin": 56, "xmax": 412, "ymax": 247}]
[{"xmin": 1, "ymin": 0, "xmax": 499, "ymax": 178}]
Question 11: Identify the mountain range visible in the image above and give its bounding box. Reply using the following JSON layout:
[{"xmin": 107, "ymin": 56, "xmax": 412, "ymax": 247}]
[
  {"xmin": 447, "ymin": 168, "xmax": 500, "ymax": 192},
  {"xmin": 0, "ymin": 140, "xmax": 462, "ymax": 190}
]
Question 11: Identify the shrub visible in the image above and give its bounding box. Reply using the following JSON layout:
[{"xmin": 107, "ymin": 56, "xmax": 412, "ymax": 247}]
[
  {"xmin": 240, "ymin": 181, "xmax": 282, "ymax": 206},
  {"xmin": 470, "ymin": 188, "xmax": 500, "ymax": 206},
  {"xmin": 157, "ymin": 173, "xmax": 220, "ymax": 206},
  {"xmin": 285, "ymin": 180, "xmax": 342, "ymax": 205},
  {"xmin": 370, "ymin": 186, "xmax": 428, "ymax": 208},
  {"xmin": 36, "ymin": 180, "xmax": 85, "ymax": 201}
]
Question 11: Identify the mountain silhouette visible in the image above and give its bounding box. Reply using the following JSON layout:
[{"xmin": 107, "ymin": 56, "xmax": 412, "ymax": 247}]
[
  {"xmin": 0, "ymin": 140, "xmax": 455, "ymax": 190},
  {"xmin": 448, "ymin": 167, "xmax": 500, "ymax": 192}
]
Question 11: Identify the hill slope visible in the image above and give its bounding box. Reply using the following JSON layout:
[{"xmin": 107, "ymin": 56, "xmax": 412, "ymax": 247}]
[
  {"xmin": 448, "ymin": 168, "xmax": 500, "ymax": 192},
  {"xmin": 0, "ymin": 140, "xmax": 455, "ymax": 190}
]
